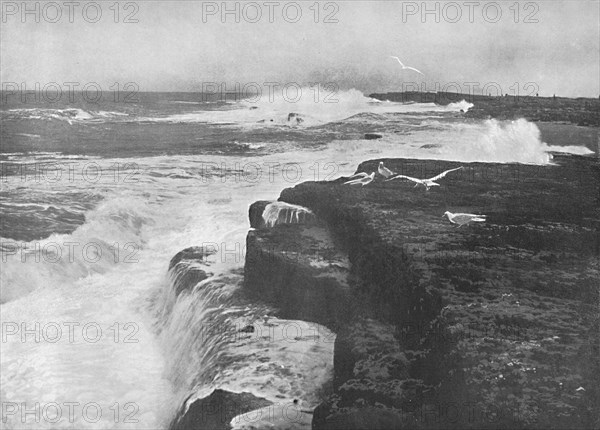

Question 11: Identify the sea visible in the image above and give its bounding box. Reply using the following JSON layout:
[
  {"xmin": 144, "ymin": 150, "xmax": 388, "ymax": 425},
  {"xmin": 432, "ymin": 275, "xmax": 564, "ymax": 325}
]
[{"xmin": 0, "ymin": 89, "xmax": 596, "ymax": 429}]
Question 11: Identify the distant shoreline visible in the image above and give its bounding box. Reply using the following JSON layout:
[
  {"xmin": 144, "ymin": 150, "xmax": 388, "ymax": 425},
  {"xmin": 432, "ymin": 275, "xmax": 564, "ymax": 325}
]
[{"xmin": 370, "ymin": 91, "xmax": 600, "ymax": 127}]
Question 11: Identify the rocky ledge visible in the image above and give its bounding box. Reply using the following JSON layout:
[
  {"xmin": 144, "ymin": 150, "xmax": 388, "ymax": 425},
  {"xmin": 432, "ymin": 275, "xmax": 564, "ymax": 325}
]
[
  {"xmin": 244, "ymin": 154, "xmax": 599, "ymax": 429},
  {"xmin": 369, "ymin": 92, "xmax": 600, "ymax": 126},
  {"xmin": 168, "ymin": 243, "xmax": 335, "ymax": 430}
]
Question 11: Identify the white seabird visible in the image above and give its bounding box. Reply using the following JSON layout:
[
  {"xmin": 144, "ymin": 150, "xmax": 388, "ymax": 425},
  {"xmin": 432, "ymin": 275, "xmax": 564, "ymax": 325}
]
[
  {"xmin": 344, "ymin": 172, "xmax": 375, "ymax": 186},
  {"xmin": 378, "ymin": 162, "xmax": 395, "ymax": 179},
  {"xmin": 390, "ymin": 56, "xmax": 424, "ymax": 75},
  {"xmin": 386, "ymin": 166, "xmax": 463, "ymax": 190},
  {"xmin": 443, "ymin": 211, "xmax": 487, "ymax": 227},
  {"xmin": 345, "ymin": 172, "xmax": 370, "ymax": 180}
]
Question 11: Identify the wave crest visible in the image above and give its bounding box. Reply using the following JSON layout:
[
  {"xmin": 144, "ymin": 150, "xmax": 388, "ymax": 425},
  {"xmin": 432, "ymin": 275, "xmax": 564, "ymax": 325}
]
[
  {"xmin": 0, "ymin": 196, "xmax": 152, "ymax": 303},
  {"xmin": 136, "ymin": 89, "xmax": 472, "ymax": 126},
  {"xmin": 3, "ymin": 108, "xmax": 127, "ymax": 124},
  {"xmin": 326, "ymin": 118, "xmax": 591, "ymax": 165},
  {"xmin": 262, "ymin": 202, "xmax": 315, "ymax": 227}
]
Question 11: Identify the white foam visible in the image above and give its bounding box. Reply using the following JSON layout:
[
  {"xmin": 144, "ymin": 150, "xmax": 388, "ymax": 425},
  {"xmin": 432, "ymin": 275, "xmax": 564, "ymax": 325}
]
[
  {"xmin": 546, "ymin": 145, "xmax": 594, "ymax": 155},
  {"xmin": 4, "ymin": 108, "xmax": 126, "ymax": 124},
  {"xmin": 324, "ymin": 118, "xmax": 586, "ymax": 165},
  {"xmin": 262, "ymin": 201, "xmax": 314, "ymax": 227},
  {"xmin": 135, "ymin": 89, "xmax": 473, "ymax": 127}
]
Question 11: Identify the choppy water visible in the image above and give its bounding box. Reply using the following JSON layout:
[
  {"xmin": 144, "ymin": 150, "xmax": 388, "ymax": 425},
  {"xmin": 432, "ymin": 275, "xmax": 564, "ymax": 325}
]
[{"xmin": 0, "ymin": 89, "xmax": 594, "ymax": 429}]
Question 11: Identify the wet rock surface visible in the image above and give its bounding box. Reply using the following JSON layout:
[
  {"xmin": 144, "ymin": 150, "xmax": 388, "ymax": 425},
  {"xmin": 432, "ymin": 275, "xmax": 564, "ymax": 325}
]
[
  {"xmin": 245, "ymin": 220, "xmax": 353, "ymax": 330},
  {"xmin": 245, "ymin": 154, "xmax": 599, "ymax": 429},
  {"xmin": 168, "ymin": 246, "xmax": 216, "ymax": 296},
  {"xmin": 171, "ymin": 389, "xmax": 273, "ymax": 430}
]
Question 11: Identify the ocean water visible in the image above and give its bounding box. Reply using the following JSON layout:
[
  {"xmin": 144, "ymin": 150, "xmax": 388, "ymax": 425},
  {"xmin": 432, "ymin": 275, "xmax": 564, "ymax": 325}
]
[{"xmin": 0, "ymin": 89, "xmax": 595, "ymax": 429}]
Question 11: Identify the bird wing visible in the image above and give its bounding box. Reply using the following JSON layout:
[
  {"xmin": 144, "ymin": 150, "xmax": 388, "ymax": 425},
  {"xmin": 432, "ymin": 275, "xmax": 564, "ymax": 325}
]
[
  {"xmin": 344, "ymin": 178, "xmax": 368, "ymax": 185},
  {"xmin": 390, "ymin": 56, "xmax": 404, "ymax": 67},
  {"xmin": 453, "ymin": 215, "xmax": 471, "ymax": 223},
  {"xmin": 430, "ymin": 166, "xmax": 463, "ymax": 181},
  {"xmin": 379, "ymin": 166, "xmax": 394, "ymax": 177},
  {"xmin": 344, "ymin": 173, "xmax": 374, "ymax": 185},
  {"xmin": 404, "ymin": 66, "xmax": 424, "ymax": 75},
  {"xmin": 386, "ymin": 175, "xmax": 420, "ymax": 183},
  {"xmin": 344, "ymin": 178, "xmax": 362, "ymax": 185},
  {"xmin": 454, "ymin": 213, "xmax": 486, "ymax": 222},
  {"xmin": 347, "ymin": 172, "xmax": 369, "ymax": 180}
]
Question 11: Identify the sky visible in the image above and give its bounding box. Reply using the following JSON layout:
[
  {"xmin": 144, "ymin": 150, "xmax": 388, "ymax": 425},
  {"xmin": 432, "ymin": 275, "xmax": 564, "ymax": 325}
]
[{"xmin": 1, "ymin": 0, "xmax": 599, "ymax": 97}]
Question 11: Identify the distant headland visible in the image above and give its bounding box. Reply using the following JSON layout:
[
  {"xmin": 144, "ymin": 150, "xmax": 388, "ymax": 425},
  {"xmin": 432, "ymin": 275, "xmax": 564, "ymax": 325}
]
[{"xmin": 369, "ymin": 91, "xmax": 600, "ymax": 127}]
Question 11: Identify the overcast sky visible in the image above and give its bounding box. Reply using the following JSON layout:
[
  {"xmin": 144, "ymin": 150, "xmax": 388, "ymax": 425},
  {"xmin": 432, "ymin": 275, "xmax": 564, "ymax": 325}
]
[{"xmin": 2, "ymin": 1, "xmax": 599, "ymax": 97}]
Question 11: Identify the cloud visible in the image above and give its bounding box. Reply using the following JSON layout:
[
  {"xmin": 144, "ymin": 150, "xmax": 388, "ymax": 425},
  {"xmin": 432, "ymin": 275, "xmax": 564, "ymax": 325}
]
[{"xmin": 1, "ymin": 1, "xmax": 598, "ymax": 97}]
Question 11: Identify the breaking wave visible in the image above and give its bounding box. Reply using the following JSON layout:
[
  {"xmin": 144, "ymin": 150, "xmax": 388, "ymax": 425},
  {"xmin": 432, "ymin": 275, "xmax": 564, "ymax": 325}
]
[
  {"xmin": 2, "ymin": 108, "xmax": 128, "ymax": 124},
  {"xmin": 2, "ymin": 90, "xmax": 473, "ymax": 128},
  {"xmin": 326, "ymin": 118, "xmax": 591, "ymax": 165},
  {"xmin": 135, "ymin": 89, "xmax": 472, "ymax": 127},
  {"xmin": 262, "ymin": 201, "xmax": 314, "ymax": 227},
  {"xmin": 0, "ymin": 196, "xmax": 152, "ymax": 304}
]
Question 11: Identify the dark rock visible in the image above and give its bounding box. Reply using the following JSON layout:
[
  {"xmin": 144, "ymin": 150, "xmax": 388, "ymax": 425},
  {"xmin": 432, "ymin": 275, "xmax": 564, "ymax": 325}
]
[
  {"xmin": 420, "ymin": 144, "xmax": 440, "ymax": 149},
  {"xmin": 312, "ymin": 318, "xmax": 418, "ymax": 429},
  {"xmin": 249, "ymin": 200, "xmax": 272, "ymax": 229},
  {"xmin": 249, "ymin": 200, "xmax": 316, "ymax": 230},
  {"xmin": 313, "ymin": 402, "xmax": 409, "ymax": 430},
  {"xmin": 364, "ymin": 133, "xmax": 383, "ymax": 140},
  {"xmin": 245, "ymin": 154, "xmax": 599, "ymax": 429},
  {"xmin": 369, "ymin": 92, "xmax": 600, "ymax": 127},
  {"xmin": 170, "ymin": 389, "xmax": 273, "ymax": 430},
  {"xmin": 237, "ymin": 325, "xmax": 255, "ymax": 333},
  {"xmin": 244, "ymin": 222, "xmax": 353, "ymax": 330},
  {"xmin": 288, "ymin": 112, "xmax": 304, "ymax": 123},
  {"xmin": 333, "ymin": 319, "xmax": 409, "ymax": 390}
]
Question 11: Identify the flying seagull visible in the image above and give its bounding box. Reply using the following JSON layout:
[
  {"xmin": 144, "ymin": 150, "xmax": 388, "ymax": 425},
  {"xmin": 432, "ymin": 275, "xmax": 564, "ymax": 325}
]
[
  {"xmin": 344, "ymin": 172, "xmax": 375, "ymax": 186},
  {"xmin": 443, "ymin": 211, "xmax": 486, "ymax": 227},
  {"xmin": 390, "ymin": 56, "xmax": 424, "ymax": 75},
  {"xmin": 386, "ymin": 166, "xmax": 463, "ymax": 190},
  {"xmin": 378, "ymin": 162, "xmax": 395, "ymax": 179}
]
